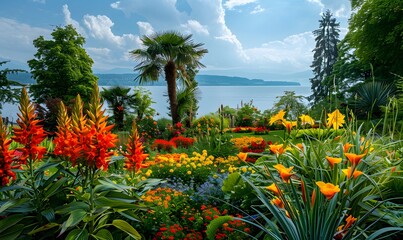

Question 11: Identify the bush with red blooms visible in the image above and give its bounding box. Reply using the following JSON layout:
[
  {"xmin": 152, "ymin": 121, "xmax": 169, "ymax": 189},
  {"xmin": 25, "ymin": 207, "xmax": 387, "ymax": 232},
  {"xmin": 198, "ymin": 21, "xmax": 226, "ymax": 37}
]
[
  {"xmin": 254, "ymin": 126, "xmax": 269, "ymax": 135},
  {"xmin": 170, "ymin": 136, "xmax": 194, "ymax": 149},
  {"xmin": 232, "ymin": 127, "xmax": 253, "ymax": 133},
  {"xmin": 151, "ymin": 139, "xmax": 176, "ymax": 152},
  {"xmin": 241, "ymin": 139, "xmax": 272, "ymax": 163},
  {"xmin": 170, "ymin": 122, "xmax": 186, "ymax": 137}
]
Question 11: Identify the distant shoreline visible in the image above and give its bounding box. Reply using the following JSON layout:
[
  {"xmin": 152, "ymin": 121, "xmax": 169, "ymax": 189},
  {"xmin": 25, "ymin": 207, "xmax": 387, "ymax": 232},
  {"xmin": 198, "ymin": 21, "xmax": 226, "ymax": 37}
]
[{"xmin": 7, "ymin": 73, "xmax": 301, "ymax": 87}]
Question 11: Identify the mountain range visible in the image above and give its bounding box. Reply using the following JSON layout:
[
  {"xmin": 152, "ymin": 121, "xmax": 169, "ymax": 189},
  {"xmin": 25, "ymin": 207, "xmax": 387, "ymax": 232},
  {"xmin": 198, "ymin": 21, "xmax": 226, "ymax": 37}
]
[{"xmin": 7, "ymin": 73, "xmax": 302, "ymax": 86}]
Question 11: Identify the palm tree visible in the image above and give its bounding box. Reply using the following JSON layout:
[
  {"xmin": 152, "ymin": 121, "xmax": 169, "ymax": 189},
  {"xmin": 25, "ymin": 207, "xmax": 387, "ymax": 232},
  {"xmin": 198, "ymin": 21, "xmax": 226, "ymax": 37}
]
[
  {"xmin": 101, "ymin": 86, "xmax": 135, "ymax": 130},
  {"xmin": 130, "ymin": 31, "xmax": 208, "ymax": 124}
]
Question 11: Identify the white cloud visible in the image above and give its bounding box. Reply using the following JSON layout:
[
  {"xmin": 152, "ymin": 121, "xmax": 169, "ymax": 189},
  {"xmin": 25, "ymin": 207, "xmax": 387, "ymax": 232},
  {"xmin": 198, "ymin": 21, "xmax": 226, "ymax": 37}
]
[
  {"xmin": 32, "ymin": 0, "xmax": 46, "ymax": 3},
  {"xmin": 334, "ymin": 5, "xmax": 349, "ymax": 18},
  {"xmin": 83, "ymin": 14, "xmax": 140, "ymax": 48},
  {"xmin": 137, "ymin": 21, "xmax": 154, "ymax": 36},
  {"xmin": 307, "ymin": 0, "xmax": 325, "ymax": 9},
  {"xmin": 224, "ymin": 0, "xmax": 257, "ymax": 10},
  {"xmin": 244, "ymin": 32, "xmax": 315, "ymax": 72},
  {"xmin": 250, "ymin": 4, "xmax": 265, "ymax": 14},
  {"xmin": 0, "ymin": 17, "xmax": 50, "ymax": 64},
  {"xmin": 62, "ymin": 5, "xmax": 87, "ymax": 36},
  {"xmin": 181, "ymin": 20, "xmax": 209, "ymax": 35}
]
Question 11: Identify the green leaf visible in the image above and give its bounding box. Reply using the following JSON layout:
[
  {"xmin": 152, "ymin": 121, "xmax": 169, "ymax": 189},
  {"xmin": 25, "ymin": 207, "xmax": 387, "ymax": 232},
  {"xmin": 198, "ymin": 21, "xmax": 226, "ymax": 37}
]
[
  {"xmin": 94, "ymin": 197, "xmax": 138, "ymax": 209},
  {"xmin": 112, "ymin": 219, "xmax": 141, "ymax": 240},
  {"xmin": 222, "ymin": 172, "xmax": 242, "ymax": 193},
  {"xmin": 41, "ymin": 208, "xmax": 56, "ymax": 222},
  {"xmin": 56, "ymin": 201, "xmax": 89, "ymax": 215},
  {"xmin": 44, "ymin": 176, "xmax": 68, "ymax": 198},
  {"xmin": 366, "ymin": 227, "xmax": 403, "ymax": 240},
  {"xmin": 206, "ymin": 216, "xmax": 232, "ymax": 240},
  {"xmin": 28, "ymin": 223, "xmax": 59, "ymax": 235},
  {"xmin": 0, "ymin": 224, "xmax": 24, "ymax": 240},
  {"xmin": 60, "ymin": 209, "xmax": 87, "ymax": 236},
  {"xmin": 93, "ymin": 229, "xmax": 113, "ymax": 240},
  {"xmin": 65, "ymin": 229, "xmax": 89, "ymax": 240},
  {"xmin": 0, "ymin": 199, "xmax": 29, "ymax": 214},
  {"xmin": 0, "ymin": 214, "xmax": 24, "ymax": 234}
]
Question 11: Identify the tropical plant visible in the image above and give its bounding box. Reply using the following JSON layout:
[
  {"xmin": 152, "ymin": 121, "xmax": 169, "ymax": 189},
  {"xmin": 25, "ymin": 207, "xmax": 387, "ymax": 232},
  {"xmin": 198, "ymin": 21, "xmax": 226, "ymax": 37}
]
[
  {"xmin": 351, "ymin": 80, "xmax": 395, "ymax": 119},
  {"xmin": 309, "ymin": 10, "xmax": 340, "ymax": 105},
  {"xmin": 272, "ymin": 91, "xmax": 308, "ymax": 120},
  {"xmin": 101, "ymin": 86, "xmax": 135, "ymax": 130},
  {"xmin": 130, "ymin": 31, "xmax": 208, "ymax": 124},
  {"xmin": 131, "ymin": 87, "xmax": 155, "ymax": 120},
  {"xmin": 28, "ymin": 24, "xmax": 98, "ymax": 104}
]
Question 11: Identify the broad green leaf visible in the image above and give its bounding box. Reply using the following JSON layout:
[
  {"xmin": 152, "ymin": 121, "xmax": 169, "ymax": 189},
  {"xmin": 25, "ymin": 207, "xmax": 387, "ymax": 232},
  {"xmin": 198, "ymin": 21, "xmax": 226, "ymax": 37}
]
[
  {"xmin": 0, "ymin": 199, "xmax": 29, "ymax": 214},
  {"xmin": 94, "ymin": 197, "xmax": 138, "ymax": 209},
  {"xmin": 366, "ymin": 227, "xmax": 403, "ymax": 240},
  {"xmin": 41, "ymin": 208, "xmax": 56, "ymax": 222},
  {"xmin": 44, "ymin": 176, "xmax": 68, "ymax": 198},
  {"xmin": 93, "ymin": 229, "xmax": 113, "ymax": 240},
  {"xmin": 112, "ymin": 219, "xmax": 141, "ymax": 240},
  {"xmin": 56, "ymin": 201, "xmax": 89, "ymax": 215},
  {"xmin": 222, "ymin": 172, "xmax": 242, "ymax": 193},
  {"xmin": 65, "ymin": 229, "xmax": 89, "ymax": 240},
  {"xmin": 60, "ymin": 209, "xmax": 87, "ymax": 236},
  {"xmin": 206, "ymin": 216, "xmax": 232, "ymax": 240}
]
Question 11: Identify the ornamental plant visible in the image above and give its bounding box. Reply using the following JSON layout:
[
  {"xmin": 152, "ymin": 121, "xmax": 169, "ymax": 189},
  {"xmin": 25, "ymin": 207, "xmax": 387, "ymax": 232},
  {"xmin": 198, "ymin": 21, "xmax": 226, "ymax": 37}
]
[{"xmin": 237, "ymin": 123, "xmax": 403, "ymax": 239}]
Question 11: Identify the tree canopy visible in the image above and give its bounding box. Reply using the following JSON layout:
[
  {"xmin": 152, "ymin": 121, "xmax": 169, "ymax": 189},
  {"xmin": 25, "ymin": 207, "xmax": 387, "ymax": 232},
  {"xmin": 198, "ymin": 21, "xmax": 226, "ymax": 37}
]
[
  {"xmin": 347, "ymin": 0, "xmax": 403, "ymax": 81},
  {"xmin": 28, "ymin": 25, "xmax": 98, "ymax": 104}
]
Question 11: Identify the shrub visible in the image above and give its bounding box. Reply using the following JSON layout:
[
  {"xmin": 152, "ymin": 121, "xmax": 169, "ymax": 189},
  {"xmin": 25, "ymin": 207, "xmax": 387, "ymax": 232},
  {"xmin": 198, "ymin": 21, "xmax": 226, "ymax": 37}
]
[
  {"xmin": 152, "ymin": 139, "xmax": 176, "ymax": 152},
  {"xmin": 170, "ymin": 136, "xmax": 195, "ymax": 149}
]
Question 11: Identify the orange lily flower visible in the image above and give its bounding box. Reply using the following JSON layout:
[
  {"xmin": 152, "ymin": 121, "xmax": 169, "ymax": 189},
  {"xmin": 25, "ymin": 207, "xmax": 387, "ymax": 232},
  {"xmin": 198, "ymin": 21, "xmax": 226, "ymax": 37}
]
[
  {"xmin": 269, "ymin": 144, "xmax": 286, "ymax": 155},
  {"xmin": 342, "ymin": 167, "xmax": 363, "ymax": 179},
  {"xmin": 282, "ymin": 120, "xmax": 296, "ymax": 134},
  {"xmin": 345, "ymin": 152, "xmax": 366, "ymax": 166},
  {"xmin": 266, "ymin": 183, "xmax": 280, "ymax": 195},
  {"xmin": 343, "ymin": 143, "xmax": 353, "ymax": 153},
  {"xmin": 325, "ymin": 156, "xmax": 342, "ymax": 168},
  {"xmin": 316, "ymin": 181, "xmax": 340, "ymax": 200},
  {"xmin": 271, "ymin": 197, "xmax": 284, "ymax": 208},
  {"xmin": 274, "ymin": 164, "xmax": 295, "ymax": 183},
  {"xmin": 237, "ymin": 152, "xmax": 248, "ymax": 161}
]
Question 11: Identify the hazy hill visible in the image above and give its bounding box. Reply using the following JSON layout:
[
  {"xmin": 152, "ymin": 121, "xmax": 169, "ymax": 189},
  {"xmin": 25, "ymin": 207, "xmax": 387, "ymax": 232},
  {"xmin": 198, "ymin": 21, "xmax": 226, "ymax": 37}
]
[{"xmin": 7, "ymin": 73, "xmax": 300, "ymax": 86}]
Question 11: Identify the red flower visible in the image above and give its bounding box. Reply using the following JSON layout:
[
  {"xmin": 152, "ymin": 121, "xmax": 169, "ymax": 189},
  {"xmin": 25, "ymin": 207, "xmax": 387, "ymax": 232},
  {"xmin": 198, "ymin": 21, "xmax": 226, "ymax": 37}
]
[
  {"xmin": 123, "ymin": 121, "xmax": 149, "ymax": 172},
  {"xmin": 0, "ymin": 117, "xmax": 17, "ymax": 186},
  {"xmin": 12, "ymin": 87, "xmax": 47, "ymax": 165}
]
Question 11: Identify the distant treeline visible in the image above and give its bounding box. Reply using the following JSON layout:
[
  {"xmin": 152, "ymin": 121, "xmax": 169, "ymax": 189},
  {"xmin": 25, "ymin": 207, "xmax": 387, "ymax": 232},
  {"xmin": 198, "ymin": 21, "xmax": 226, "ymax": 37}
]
[{"xmin": 7, "ymin": 72, "xmax": 300, "ymax": 86}]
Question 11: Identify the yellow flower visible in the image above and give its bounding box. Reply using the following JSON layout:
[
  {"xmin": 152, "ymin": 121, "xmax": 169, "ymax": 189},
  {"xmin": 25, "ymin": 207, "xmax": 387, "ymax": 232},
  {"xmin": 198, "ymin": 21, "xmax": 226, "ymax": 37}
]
[
  {"xmin": 316, "ymin": 181, "xmax": 340, "ymax": 200},
  {"xmin": 342, "ymin": 167, "xmax": 363, "ymax": 179},
  {"xmin": 187, "ymin": 170, "xmax": 192, "ymax": 175},
  {"xmin": 269, "ymin": 110, "xmax": 286, "ymax": 125},
  {"xmin": 237, "ymin": 152, "xmax": 248, "ymax": 161},
  {"xmin": 325, "ymin": 156, "xmax": 342, "ymax": 168},
  {"xmin": 327, "ymin": 109, "xmax": 345, "ymax": 130},
  {"xmin": 299, "ymin": 114, "xmax": 315, "ymax": 126}
]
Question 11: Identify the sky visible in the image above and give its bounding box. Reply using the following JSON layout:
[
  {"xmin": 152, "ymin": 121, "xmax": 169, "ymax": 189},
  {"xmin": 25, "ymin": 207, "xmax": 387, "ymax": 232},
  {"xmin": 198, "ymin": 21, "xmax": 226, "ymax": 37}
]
[{"xmin": 0, "ymin": 0, "xmax": 351, "ymax": 83}]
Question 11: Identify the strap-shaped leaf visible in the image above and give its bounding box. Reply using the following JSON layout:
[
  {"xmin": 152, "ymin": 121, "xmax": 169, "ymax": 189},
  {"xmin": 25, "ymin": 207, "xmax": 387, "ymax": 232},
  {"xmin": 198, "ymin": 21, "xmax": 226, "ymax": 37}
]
[{"xmin": 112, "ymin": 219, "xmax": 141, "ymax": 240}]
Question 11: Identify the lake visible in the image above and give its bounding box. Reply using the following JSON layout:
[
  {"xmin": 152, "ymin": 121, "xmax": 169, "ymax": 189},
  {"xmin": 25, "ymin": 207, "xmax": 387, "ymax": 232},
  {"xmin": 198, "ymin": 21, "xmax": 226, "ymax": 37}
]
[{"xmin": 1, "ymin": 86, "xmax": 311, "ymax": 122}]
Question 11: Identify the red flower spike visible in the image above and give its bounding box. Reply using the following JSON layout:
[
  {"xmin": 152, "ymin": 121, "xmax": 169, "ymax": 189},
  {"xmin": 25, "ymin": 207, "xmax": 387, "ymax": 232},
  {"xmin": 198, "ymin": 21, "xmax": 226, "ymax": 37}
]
[
  {"xmin": 124, "ymin": 121, "xmax": 149, "ymax": 172},
  {"xmin": 0, "ymin": 117, "xmax": 17, "ymax": 186},
  {"xmin": 12, "ymin": 87, "xmax": 47, "ymax": 164}
]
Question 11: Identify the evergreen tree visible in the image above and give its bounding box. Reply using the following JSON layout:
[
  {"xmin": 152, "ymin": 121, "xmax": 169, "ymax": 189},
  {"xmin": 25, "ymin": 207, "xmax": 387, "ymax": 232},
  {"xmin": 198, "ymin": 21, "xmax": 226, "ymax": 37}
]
[
  {"xmin": 28, "ymin": 25, "xmax": 98, "ymax": 104},
  {"xmin": 309, "ymin": 10, "xmax": 340, "ymax": 105},
  {"xmin": 0, "ymin": 61, "xmax": 25, "ymax": 114}
]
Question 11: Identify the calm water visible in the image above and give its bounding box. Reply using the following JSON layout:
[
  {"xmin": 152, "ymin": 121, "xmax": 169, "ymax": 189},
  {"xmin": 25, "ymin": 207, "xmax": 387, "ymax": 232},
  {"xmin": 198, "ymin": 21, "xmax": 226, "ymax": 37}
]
[{"xmin": 1, "ymin": 86, "xmax": 311, "ymax": 122}]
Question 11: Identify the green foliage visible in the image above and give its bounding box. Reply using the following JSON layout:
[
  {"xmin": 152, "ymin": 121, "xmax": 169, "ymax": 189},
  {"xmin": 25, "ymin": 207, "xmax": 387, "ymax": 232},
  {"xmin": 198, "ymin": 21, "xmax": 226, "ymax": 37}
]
[
  {"xmin": 28, "ymin": 25, "xmax": 98, "ymax": 104},
  {"xmin": 235, "ymin": 101, "xmax": 260, "ymax": 127},
  {"xmin": 272, "ymin": 91, "xmax": 308, "ymax": 120},
  {"xmin": 206, "ymin": 216, "xmax": 233, "ymax": 240},
  {"xmin": 0, "ymin": 61, "xmax": 25, "ymax": 113},
  {"xmin": 347, "ymin": 0, "xmax": 403, "ymax": 82},
  {"xmin": 131, "ymin": 31, "xmax": 208, "ymax": 124},
  {"xmin": 309, "ymin": 10, "xmax": 340, "ymax": 105}
]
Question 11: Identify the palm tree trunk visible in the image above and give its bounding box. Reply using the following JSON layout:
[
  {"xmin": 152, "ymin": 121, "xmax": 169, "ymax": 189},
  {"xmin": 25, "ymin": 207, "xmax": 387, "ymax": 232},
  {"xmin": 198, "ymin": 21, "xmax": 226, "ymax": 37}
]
[{"xmin": 165, "ymin": 60, "xmax": 180, "ymax": 124}]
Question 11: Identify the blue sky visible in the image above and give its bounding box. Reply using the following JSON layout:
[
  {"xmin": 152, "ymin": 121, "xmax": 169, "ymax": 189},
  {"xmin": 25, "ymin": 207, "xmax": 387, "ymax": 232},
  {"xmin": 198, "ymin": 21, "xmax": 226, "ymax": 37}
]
[{"xmin": 0, "ymin": 0, "xmax": 351, "ymax": 81}]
